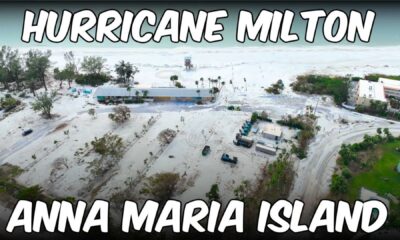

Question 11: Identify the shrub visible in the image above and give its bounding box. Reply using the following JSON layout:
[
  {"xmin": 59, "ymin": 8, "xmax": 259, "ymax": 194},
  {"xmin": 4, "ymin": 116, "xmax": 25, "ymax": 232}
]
[
  {"xmin": 141, "ymin": 172, "xmax": 180, "ymax": 202},
  {"xmin": 206, "ymin": 184, "xmax": 220, "ymax": 202},
  {"xmin": 17, "ymin": 185, "xmax": 43, "ymax": 201},
  {"xmin": 108, "ymin": 106, "xmax": 131, "ymax": 123},
  {"xmin": 75, "ymin": 73, "xmax": 110, "ymax": 86},
  {"xmin": 330, "ymin": 174, "xmax": 348, "ymax": 194}
]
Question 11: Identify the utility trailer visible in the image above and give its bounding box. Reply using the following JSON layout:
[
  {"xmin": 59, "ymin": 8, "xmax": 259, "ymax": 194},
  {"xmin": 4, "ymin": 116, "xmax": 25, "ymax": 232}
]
[{"xmin": 255, "ymin": 144, "xmax": 276, "ymax": 155}]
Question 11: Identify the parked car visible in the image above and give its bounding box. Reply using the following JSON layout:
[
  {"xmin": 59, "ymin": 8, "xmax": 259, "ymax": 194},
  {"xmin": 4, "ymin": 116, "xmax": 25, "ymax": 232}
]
[
  {"xmin": 22, "ymin": 129, "xmax": 33, "ymax": 136},
  {"xmin": 202, "ymin": 145, "xmax": 211, "ymax": 156},
  {"xmin": 221, "ymin": 153, "xmax": 238, "ymax": 164}
]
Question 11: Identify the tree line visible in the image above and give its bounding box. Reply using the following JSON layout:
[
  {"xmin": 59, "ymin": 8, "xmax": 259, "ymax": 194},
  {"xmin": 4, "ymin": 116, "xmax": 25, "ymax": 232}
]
[{"xmin": 0, "ymin": 46, "xmax": 140, "ymax": 95}]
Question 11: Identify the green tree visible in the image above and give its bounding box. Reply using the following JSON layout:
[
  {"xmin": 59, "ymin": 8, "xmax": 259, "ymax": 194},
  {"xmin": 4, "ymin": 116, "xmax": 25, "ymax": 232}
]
[
  {"xmin": 170, "ymin": 75, "xmax": 178, "ymax": 86},
  {"xmin": 206, "ymin": 184, "xmax": 220, "ymax": 202},
  {"xmin": 25, "ymin": 49, "xmax": 52, "ymax": 92},
  {"xmin": 31, "ymin": 91, "xmax": 57, "ymax": 118},
  {"xmin": 115, "ymin": 60, "xmax": 139, "ymax": 86},
  {"xmin": 330, "ymin": 173, "xmax": 348, "ymax": 194},
  {"xmin": 81, "ymin": 56, "xmax": 106, "ymax": 75},
  {"xmin": 141, "ymin": 172, "xmax": 180, "ymax": 202}
]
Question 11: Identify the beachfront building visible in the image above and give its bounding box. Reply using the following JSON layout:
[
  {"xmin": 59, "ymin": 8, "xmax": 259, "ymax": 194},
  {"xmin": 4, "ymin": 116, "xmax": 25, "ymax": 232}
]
[
  {"xmin": 356, "ymin": 80, "xmax": 387, "ymax": 106},
  {"xmin": 262, "ymin": 124, "xmax": 282, "ymax": 141},
  {"xmin": 379, "ymin": 78, "xmax": 400, "ymax": 99},
  {"xmin": 94, "ymin": 87, "xmax": 214, "ymax": 103}
]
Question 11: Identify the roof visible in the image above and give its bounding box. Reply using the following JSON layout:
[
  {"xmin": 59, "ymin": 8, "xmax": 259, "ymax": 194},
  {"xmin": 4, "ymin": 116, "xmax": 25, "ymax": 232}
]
[
  {"xmin": 379, "ymin": 77, "xmax": 400, "ymax": 91},
  {"xmin": 94, "ymin": 87, "xmax": 213, "ymax": 98},
  {"xmin": 262, "ymin": 124, "xmax": 282, "ymax": 137},
  {"xmin": 358, "ymin": 80, "xmax": 387, "ymax": 102}
]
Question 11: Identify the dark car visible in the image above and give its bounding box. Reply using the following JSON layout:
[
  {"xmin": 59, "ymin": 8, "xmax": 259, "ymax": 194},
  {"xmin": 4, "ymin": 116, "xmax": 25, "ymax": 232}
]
[
  {"xmin": 202, "ymin": 145, "xmax": 211, "ymax": 156},
  {"xmin": 22, "ymin": 129, "xmax": 33, "ymax": 136}
]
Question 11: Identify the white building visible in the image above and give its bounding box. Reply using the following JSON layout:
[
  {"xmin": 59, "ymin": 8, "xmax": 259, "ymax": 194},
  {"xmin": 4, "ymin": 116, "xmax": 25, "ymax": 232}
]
[
  {"xmin": 379, "ymin": 77, "xmax": 400, "ymax": 99},
  {"xmin": 262, "ymin": 124, "xmax": 282, "ymax": 140},
  {"xmin": 356, "ymin": 80, "xmax": 387, "ymax": 106}
]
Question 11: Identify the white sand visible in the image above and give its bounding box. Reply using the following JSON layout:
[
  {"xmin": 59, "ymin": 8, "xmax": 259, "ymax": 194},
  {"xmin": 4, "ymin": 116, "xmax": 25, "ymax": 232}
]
[{"xmin": 1, "ymin": 46, "xmax": 400, "ymax": 216}]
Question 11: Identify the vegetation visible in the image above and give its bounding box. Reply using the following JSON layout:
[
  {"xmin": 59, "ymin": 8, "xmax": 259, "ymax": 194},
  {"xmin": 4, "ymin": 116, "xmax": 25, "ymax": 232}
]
[
  {"xmin": 89, "ymin": 133, "xmax": 125, "ymax": 175},
  {"xmin": 355, "ymin": 100, "xmax": 388, "ymax": 117},
  {"xmin": 227, "ymin": 105, "xmax": 241, "ymax": 111},
  {"xmin": 31, "ymin": 91, "xmax": 57, "ymax": 118},
  {"xmin": 0, "ymin": 164, "xmax": 50, "ymax": 202},
  {"xmin": 0, "ymin": 46, "xmax": 24, "ymax": 91},
  {"xmin": 108, "ymin": 105, "xmax": 131, "ymax": 123},
  {"xmin": 170, "ymin": 75, "xmax": 178, "ymax": 86},
  {"xmin": 205, "ymin": 183, "xmax": 220, "ymax": 202},
  {"xmin": 141, "ymin": 172, "xmax": 181, "ymax": 202},
  {"xmin": 0, "ymin": 95, "xmax": 20, "ymax": 111},
  {"xmin": 277, "ymin": 108, "xmax": 318, "ymax": 158},
  {"xmin": 251, "ymin": 111, "xmax": 272, "ymax": 123},
  {"xmin": 25, "ymin": 49, "xmax": 52, "ymax": 93},
  {"xmin": 292, "ymin": 75, "xmax": 349, "ymax": 105},
  {"xmin": 174, "ymin": 81, "xmax": 185, "ymax": 88},
  {"xmin": 331, "ymin": 130, "xmax": 400, "ymax": 226},
  {"xmin": 364, "ymin": 73, "xmax": 400, "ymax": 81},
  {"xmin": 53, "ymin": 52, "xmax": 77, "ymax": 89},
  {"xmin": 265, "ymin": 79, "xmax": 284, "ymax": 94},
  {"xmin": 115, "ymin": 60, "xmax": 139, "ymax": 86},
  {"xmin": 76, "ymin": 56, "xmax": 110, "ymax": 86}
]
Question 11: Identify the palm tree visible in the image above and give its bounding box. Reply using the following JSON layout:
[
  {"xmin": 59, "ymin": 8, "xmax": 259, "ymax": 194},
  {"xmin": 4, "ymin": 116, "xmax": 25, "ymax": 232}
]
[
  {"xmin": 244, "ymin": 77, "xmax": 247, "ymax": 91},
  {"xmin": 200, "ymin": 77, "xmax": 204, "ymax": 88},
  {"xmin": 195, "ymin": 80, "xmax": 199, "ymax": 88},
  {"xmin": 196, "ymin": 89, "xmax": 200, "ymax": 98},
  {"xmin": 208, "ymin": 77, "xmax": 211, "ymax": 88},
  {"xmin": 135, "ymin": 90, "xmax": 140, "ymax": 102},
  {"xmin": 217, "ymin": 76, "xmax": 221, "ymax": 88},
  {"xmin": 170, "ymin": 75, "xmax": 178, "ymax": 86}
]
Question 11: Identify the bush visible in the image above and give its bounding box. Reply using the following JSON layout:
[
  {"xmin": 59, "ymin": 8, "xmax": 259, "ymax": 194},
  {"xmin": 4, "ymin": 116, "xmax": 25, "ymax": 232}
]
[
  {"xmin": 330, "ymin": 174, "xmax": 348, "ymax": 194},
  {"xmin": 292, "ymin": 75, "xmax": 348, "ymax": 105},
  {"xmin": 17, "ymin": 185, "xmax": 43, "ymax": 201},
  {"xmin": 108, "ymin": 106, "xmax": 131, "ymax": 123},
  {"xmin": 251, "ymin": 112, "xmax": 258, "ymax": 123},
  {"xmin": 91, "ymin": 133, "xmax": 124, "ymax": 159},
  {"xmin": 75, "ymin": 73, "xmax": 110, "ymax": 86},
  {"xmin": 0, "ymin": 96, "xmax": 20, "ymax": 110},
  {"xmin": 141, "ymin": 172, "xmax": 180, "ymax": 202},
  {"xmin": 206, "ymin": 184, "xmax": 220, "ymax": 202}
]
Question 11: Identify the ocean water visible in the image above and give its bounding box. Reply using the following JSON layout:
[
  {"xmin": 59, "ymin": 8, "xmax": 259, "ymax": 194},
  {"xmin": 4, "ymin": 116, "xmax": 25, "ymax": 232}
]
[{"xmin": 0, "ymin": 2, "xmax": 400, "ymax": 48}]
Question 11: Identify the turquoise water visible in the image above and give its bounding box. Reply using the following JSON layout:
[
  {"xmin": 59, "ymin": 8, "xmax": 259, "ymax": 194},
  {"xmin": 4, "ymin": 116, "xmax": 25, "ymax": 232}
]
[{"xmin": 1, "ymin": 2, "xmax": 400, "ymax": 48}]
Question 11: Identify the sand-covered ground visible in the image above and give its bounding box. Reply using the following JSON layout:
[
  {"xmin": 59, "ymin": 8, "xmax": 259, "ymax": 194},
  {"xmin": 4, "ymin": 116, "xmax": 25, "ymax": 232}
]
[{"xmin": 1, "ymin": 46, "xmax": 400, "ymax": 219}]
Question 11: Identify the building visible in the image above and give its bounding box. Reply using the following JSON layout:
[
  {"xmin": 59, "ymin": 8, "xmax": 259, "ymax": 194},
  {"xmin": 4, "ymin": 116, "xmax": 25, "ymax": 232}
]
[
  {"xmin": 379, "ymin": 78, "xmax": 400, "ymax": 99},
  {"xmin": 356, "ymin": 80, "xmax": 387, "ymax": 106},
  {"xmin": 262, "ymin": 124, "xmax": 282, "ymax": 141},
  {"xmin": 94, "ymin": 87, "xmax": 213, "ymax": 103}
]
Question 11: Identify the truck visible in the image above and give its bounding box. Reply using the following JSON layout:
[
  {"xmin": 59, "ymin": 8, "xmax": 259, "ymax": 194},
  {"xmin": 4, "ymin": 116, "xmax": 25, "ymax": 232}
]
[
  {"xmin": 221, "ymin": 153, "xmax": 238, "ymax": 164},
  {"xmin": 233, "ymin": 134, "xmax": 254, "ymax": 148}
]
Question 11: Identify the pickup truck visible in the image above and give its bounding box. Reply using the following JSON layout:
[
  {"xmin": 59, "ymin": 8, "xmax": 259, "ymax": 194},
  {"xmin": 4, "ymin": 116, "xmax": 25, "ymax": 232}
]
[{"xmin": 221, "ymin": 153, "xmax": 238, "ymax": 164}]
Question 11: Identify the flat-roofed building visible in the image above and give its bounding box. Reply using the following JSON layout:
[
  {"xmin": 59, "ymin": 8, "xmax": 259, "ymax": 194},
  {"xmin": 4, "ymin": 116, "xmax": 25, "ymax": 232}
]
[
  {"xmin": 262, "ymin": 124, "xmax": 282, "ymax": 140},
  {"xmin": 94, "ymin": 87, "xmax": 214, "ymax": 103},
  {"xmin": 379, "ymin": 77, "xmax": 400, "ymax": 99},
  {"xmin": 356, "ymin": 80, "xmax": 387, "ymax": 106}
]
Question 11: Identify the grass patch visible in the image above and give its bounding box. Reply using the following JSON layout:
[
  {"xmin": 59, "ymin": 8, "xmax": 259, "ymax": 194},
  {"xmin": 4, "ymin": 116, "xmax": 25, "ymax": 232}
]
[
  {"xmin": 347, "ymin": 141, "xmax": 400, "ymax": 200},
  {"xmin": 331, "ymin": 131, "xmax": 400, "ymax": 227},
  {"xmin": 291, "ymin": 75, "xmax": 349, "ymax": 105}
]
